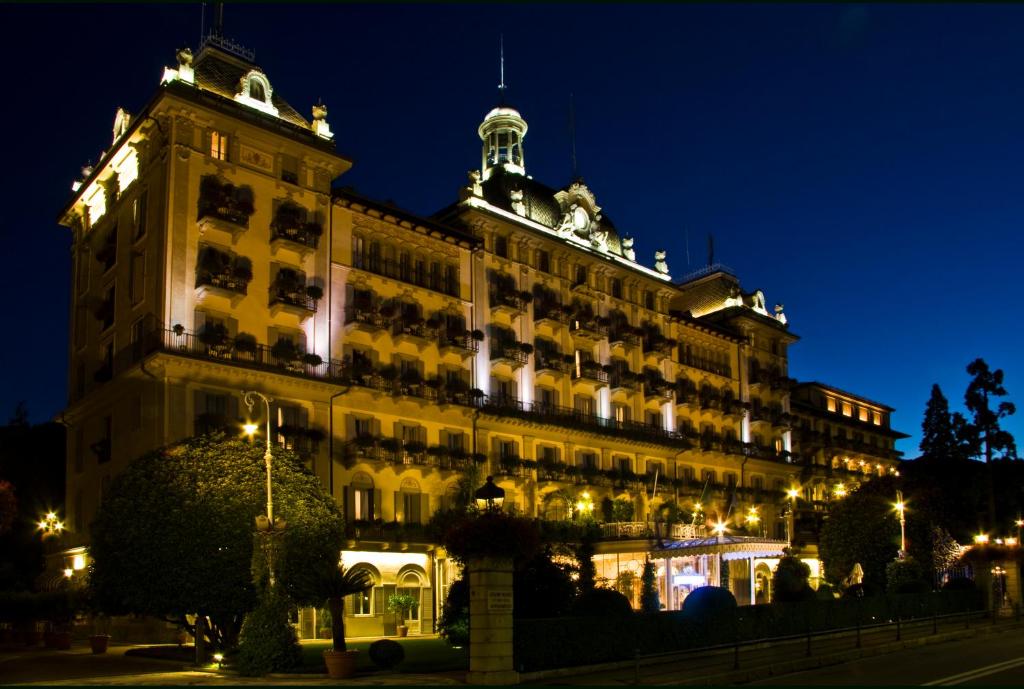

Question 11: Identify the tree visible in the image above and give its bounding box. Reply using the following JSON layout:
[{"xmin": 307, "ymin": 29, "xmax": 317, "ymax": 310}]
[
  {"xmin": 964, "ymin": 358, "xmax": 1017, "ymax": 463},
  {"xmin": 0, "ymin": 480, "xmax": 15, "ymax": 536},
  {"xmin": 640, "ymin": 558, "xmax": 660, "ymax": 613},
  {"xmin": 919, "ymin": 385, "xmax": 960, "ymax": 460},
  {"xmin": 819, "ymin": 477, "xmax": 901, "ymax": 592},
  {"xmin": 964, "ymin": 358, "xmax": 1017, "ymax": 529},
  {"xmin": 772, "ymin": 548, "xmax": 815, "ymax": 602},
  {"xmin": 89, "ymin": 434, "xmax": 345, "ymax": 650}
]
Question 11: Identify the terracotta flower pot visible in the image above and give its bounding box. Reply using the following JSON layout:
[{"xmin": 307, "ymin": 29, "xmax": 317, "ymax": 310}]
[
  {"xmin": 323, "ymin": 649, "xmax": 359, "ymax": 679},
  {"xmin": 89, "ymin": 634, "xmax": 110, "ymax": 654},
  {"xmin": 397, "ymin": 625, "xmax": 409, "ymax": 638}
]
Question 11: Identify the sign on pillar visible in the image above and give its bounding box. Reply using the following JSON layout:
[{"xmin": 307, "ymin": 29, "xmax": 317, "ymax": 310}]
[{"xmin": 467, "ymin": 557, "xmax": 519, "ymax": 685}]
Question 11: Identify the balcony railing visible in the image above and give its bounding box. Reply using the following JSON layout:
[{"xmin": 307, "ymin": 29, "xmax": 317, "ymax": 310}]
[
  {"xmin": 353, "ymin": 255, "xmax": 460, "ymax": 298},
  {"xmin": 609, "ymin": 373, "xmax": 639, "ymax": 391},
  {"xmin": 535, "ymin": 353, "xmax": 572, "ymax": 374},
  {"xmin": 570, "ymin": 319, "xmax": 609, "ymax": 341},
  {"xmin": 490, "ymin": 291, "xmax": 528, "ymax": 313},
  {"xmin": 271, "ymin": 224, "xmax": 320, "ymax": 250},
  {"xmin": 196, "ymin": 270, "xmax": 249, "ymax": 296},
  {"xmin": 572, "ymin": 365, "xmax": 609, "ymax": 385},
  {"xmin": 679, "ymin": 353, "xmax": 732, "ymax": 378},
  {"xmin": 533, "ymin": 306, "xmax": 570, "ymax": 326},
  {"xmin": 438, "ymin": 330, "xmax": 479, "ymax": 354},
  {"xmin": 391, "ymin": 320, "xmax": 439, "ymax": 342},
  {"xmin": 269, "ymin": 287, "xmax": 317, "ymax": 314},
  {"xmin": 491, "ymin": 345, "xmax": 529, "ymax": 367},
  {"xmin": 609, "ymin": 329, "xmax": 642, "ymax": 347},
  {"xmin": 480, "ymin": 396, "xmax": 690, "ymax": 449},
  {"xmin": 344, "ymin": 307, "xmax": 391, "ymax": 331}
]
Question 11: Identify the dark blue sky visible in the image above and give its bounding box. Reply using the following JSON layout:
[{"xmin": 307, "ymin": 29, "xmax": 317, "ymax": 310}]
[{"xmin": 2, "ymin": 3, "xmax": 1021, "ymax": 455}]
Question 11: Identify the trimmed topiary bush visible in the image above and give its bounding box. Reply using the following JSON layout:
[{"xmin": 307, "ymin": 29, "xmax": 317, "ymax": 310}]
[
  {"xmin": 886, "ymin": 557, "xmax": 930, "ymax": 594},
  {"xmin": 368, "ymin": 638, "xmax": 405, "ymax": 669},
  {"xmin": 236, "ymin": 591, "xmax": 302, "ymax": 676},
  {"xmin": 681, "ymin": 586, "xmax": 737, "ymax": 619},
  {"xmin": 570, "ymin": 587, "xmax": 633, "ymax": 617}
]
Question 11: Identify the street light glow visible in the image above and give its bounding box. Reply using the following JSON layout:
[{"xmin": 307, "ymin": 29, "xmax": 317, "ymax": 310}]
[
  {"xmin": 243, "ymin": 422, "xmax": 259, "ymax": 437},
  {"xmin": 713, "ymin": 521, "xmax": 727, "ymax": 535},
  {"xmin": 974, "ymin": 534, "xmax": 989, "ymax": 544},
  {"xmin": 786, "ymin": 488, "xmax": 799, "ymax": 499},
  {"xmin": 834, "ymin": 483, "xmax": 847, "ymax": 498}
]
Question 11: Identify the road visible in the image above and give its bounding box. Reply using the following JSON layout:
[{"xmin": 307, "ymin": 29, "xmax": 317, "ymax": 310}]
[
  {"xmin": 0, "ymin": 645, "xmax": 180, "ymax": 684},
  {"xmin": 746, "ymin": 630, "xmax": 1024, "ymax": 685}
]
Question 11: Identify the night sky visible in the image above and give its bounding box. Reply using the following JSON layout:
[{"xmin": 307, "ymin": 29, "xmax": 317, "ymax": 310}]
[{"xmin": 3, "ymin": 3, "xmax": 1021, "ymax": 455}]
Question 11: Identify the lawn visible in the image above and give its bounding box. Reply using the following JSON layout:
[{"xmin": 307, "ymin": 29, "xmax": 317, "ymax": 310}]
[{"xmin": 294, "ymin": 637, "xmax": 468, "ymax": 674}]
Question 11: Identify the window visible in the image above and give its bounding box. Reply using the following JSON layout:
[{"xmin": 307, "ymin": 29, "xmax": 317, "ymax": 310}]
[
  {"xmin": 858, "ymin": 407, "xmax": 868, "ymax": 422},
  {"xmin": 610, "ymin": 277, "xmax": 622, "ymax": 299},
  {"xmin": 774, "ymin": 437, "xmax": 784, "ymax": 453},
  {"xmin": 841, "ymin": 402, "xmax": 853, "ymax": 417},
  {"xmin": 536, "ymin": 249, "xmax": 550, "ymax": 273},
  {"xmin": 612, "ymin": 403, "xmax": 631, "ymax": 423},
  {"xmin": 872, "ymin": 411, "xmax": 882, "ymax": 426},
  {"xmin": 281, "ymin": 154, "xmax": 299, "ymax": 185},
  {"xmin": 445, "ymin": 431, "xmax": 466, "ymax": 453},
  {"xmin": 402, "ymin": 492, "xmax": 423, "ymax": 523},
  {"xmin": 536, "ymin": 387, "xmax": 558, "ymax": 409},
  {"xmin": 574, "ymin": 395, "xmax": 595, "ymax": 416},
  {"xmin": 644, "ymin": 290, "xmax": 655, "ymax": 310},
  {"xmin": 725, "ymin": 473, "xmax": 737, "ymax": 488},
  {"xmin": 646, "ymin": 409, "xmax": 662, "ymax": 427},
  {"xmin": 617, "ymin": 456, "xmax": 631, "ymax": 473},
  {"xmin": 396, "ymin": 572, "xmax": 423, "ymax": 622},
  {"xmin": 575, "ymin": 265, "xmax": 587, "ymax": 287},
  {"xmin": 210, "ymin": 131, "xmax": 229, "ymax": 161},
  {"xmin": 647, "ymin": 461, "xmax": 664, "ymax": 477},
  {"xmin": 100, "ymin": 224, "xmax": 118, "ymax": 272},
  {"xmin": 494, "ymin": 235, "xmax": 508, "ymax": 258},
  {"xmin": 826, "ymin": 397, "xmax": 837, "ymax": 412},
  {"xmin": 133, "ymin": 192, "xmax": 147, "ymax": 240},
  {"xmin": 349, "ymin": 570, "xmax": 374, "ymax": 615},
  {"xmin": 352, "ymin": 235, "xmax": 365, "ymax": 269},
  {"xmin": 681, "ymin": 466, "xmax": 695, "ymax": 483},
  {"xmin": 249, "ymin": 77, "xmax": 266, "ymax": 102},
  {"xmin": 701, "ymin": 468, "xmax": 716, "ymax": 484},
  {"xmin": 539, "ymin": 445, "xmax": 559, "ymax": 463},
  {"xmin": 751, "ymin": 476, "xmax": 764, "ymax": 491},
  {"xmin": 129, "ymin": 252, "xmax": 145, "ymax": 305},
  {"xmin": 580, "ymin": 452, "xmax": 597, "ymax": 470},
  {"xmin": 97, "ymin": 415, "xmax": 112, "ymax": 464}
]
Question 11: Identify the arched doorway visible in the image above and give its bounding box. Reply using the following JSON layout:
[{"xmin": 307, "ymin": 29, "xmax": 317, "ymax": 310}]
[{"xmin": 754, "ymin": 563, "xmax": 772, "ymax": 604}]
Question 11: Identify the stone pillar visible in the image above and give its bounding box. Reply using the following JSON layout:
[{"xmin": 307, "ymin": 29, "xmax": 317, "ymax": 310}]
[{"xmin": 467, "ymin": 557, "xmax": 518, "ymax": 685}]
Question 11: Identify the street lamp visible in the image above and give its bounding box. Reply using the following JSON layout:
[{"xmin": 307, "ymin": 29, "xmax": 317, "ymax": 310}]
[
  {"xmin": 745, "ymin": 507, "xmax": 761, "ymax": 537},
  {"xmin": 833, "ymin": 483, "xmax": 847, "ymax": 498},
  {"xmin": 243, "ymin": 390, "xmax": 285, "ymax": 586},
  {"xmin": 713, "ymin": 520, "xmax": 727, "ymax": 537},
  {"xmin": 474, "ymin": 476, "xmax": 505, "ymax": 511},
  {"xmin": 38, "ymin": 511, "xmax": 65, "ymax": 538},
  {"xmin": 1015, "ymin": 517, "xmax": 1023, "ymax": 544},
  {"xmin": 574, "ymin": 490, "xmax": 594, "ymax": 519},
  {"xmin": 895, "ymin": 491, "xmax": 906, "ymax": 560}
]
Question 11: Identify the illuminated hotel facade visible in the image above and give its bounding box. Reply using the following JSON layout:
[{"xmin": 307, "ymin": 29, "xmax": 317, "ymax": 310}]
[{"xmin": 57, "ymin": 35, "xmax": 905, "ymax": 637}]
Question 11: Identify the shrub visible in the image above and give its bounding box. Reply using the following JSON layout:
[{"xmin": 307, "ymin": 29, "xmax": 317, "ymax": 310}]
[
  {"xmin": 681, "ymin": 586, "xmax": 737, "ymax": 620},
  {"xmin": 773, "ymin": 552, "xmax": 816, "ymax": 602},
  {"xmin": 815, "ymin": 582, "xmax": 837, "ymax": 600},
  {"xmin": 570, "ymin": 587, "xmax": 633, "ymax": 618},
  {"xmin": 368, "ymin": 638, "xmax": 405, "ymax": 669},
  {"xmin": 235, "ymin": 591, "xmax": 302, "ymax": 676},
  {"xmin": 886, "ymin": 558, "xmax": 930, "ymax": 594},
  {"xmin": 640, "ymin": 559, "xmax": 660, "ymax": 613},
  {"xmin": 438, "ymin": 578, "xmax": 469, "ymax": 647}
]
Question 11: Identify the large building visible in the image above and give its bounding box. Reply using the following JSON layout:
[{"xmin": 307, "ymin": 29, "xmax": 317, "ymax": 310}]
[{"xmin": 56, "ymin": 32, "xmax": 905, "ymax": 637}]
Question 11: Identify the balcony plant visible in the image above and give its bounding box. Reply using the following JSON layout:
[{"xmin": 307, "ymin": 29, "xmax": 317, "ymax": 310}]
[
  {"xmin": 270, "ymin": 339, "xmax": 300, "ymax": 363},
  {"xmin": 232, "ymin": 257, "xmax": 253, "ymax": 284},
  {"xmin": 302, "ymin": 353, "xmax": 323, "ymax": 367},
  {"xmin": 198, "ymin": 323, "xmax": 229, "ymax": 348},
  {"xmin": 471, "ymin": 329, "xmax": 485, "ymax": 342},
  {"xmin": 380, "ymin": 437, "xmax": 402, "ymax": 455},
  {"xmin": 234, "ymin": 332, "xmax": 257, "ymax": 353},
  {"xmin": 518, "ymin": 342, "xmax": 534, "ymax": 356}
]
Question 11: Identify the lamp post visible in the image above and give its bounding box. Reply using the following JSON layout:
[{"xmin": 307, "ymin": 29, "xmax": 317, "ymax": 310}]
[
  {"xmin": 474, "ymin": 476, "xmax": 505, "ymax": 512},
  {"xmin": 785, "ymin": 487, "xmax": 799, "ymax": 545},
  {"xmin": 1015, "ymin": 517, "xmax": 1022, "ymax": 544},
  {"xmin": 243, "ymin": 390, "xmax": 285, "ymax": 587},
  {"xmin": 894, "ymin": 491, "xmax": 907, "ymax": 560}
]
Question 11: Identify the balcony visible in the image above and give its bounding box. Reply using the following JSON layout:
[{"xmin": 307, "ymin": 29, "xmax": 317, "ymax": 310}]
[
  {"xmin": 535, "ymin": 352, "xmax": 572, "ymax": 376},
  {"xmin": 569, "ymin": 319, "xmax": 609, "ymax": 344},
  {"xmin": 344, "ymin": 307, "xmax": 391, "ymax": 334},
  {"xmin": 494, "ymin": 454, "xmax": 529, "ymax": 478},
  {"xmin": 491, "ymin": 344, "xmax": 530, "ymax": 368},
  {"xmin": 490, "ymin": 291, "xmax": 529, "ymax": 317},
  {"xmin": 197, "ymin": 177, "xmax": 254, "ymax": 242},
  {"xmin": 438, "ymin": 330, "xmax": 480, "ymax": 356},
  {"xmin": 354, "ymin": 255, "xmax": 461, "ymax": 298},
  {"xmin": 644, "ymin": 379, "xmax": 674, "ymax": 402},
  {"xmin": 609, "ymin": 371, "xmax": 640, "ymax": 392},
  {"xmin": 195, "ymin": 268, "xmax": 250, "ymax": 306},
  {"xmin": 679, "ymin": 353, "xmax": 732, "ymax": 379},
  {"xmin": 391, "ymin": 319, "xmax": 439, "ymax": 346},
  {"xmin": 480, "ymin": 396, "xmax": 690, "ymax": 449},
  {"xmin": 609, "ymin": 329, "xmax": 642, "ymax": 349},
  {"xmin": 533, "ymin": 305, "xmax": 570, "ymax": 329},
  {"xmin": 269, "ymin": 286, "xmax": 318, "ymax": 319},
  {"xmin": 601, "ymin": 522, "xmax": 652, "ymax": 539},
  {"xmin": 572, "ymin": 362, "xmax": 609, "ymax": 386},
  {"xmin": 270, "ymin": 223, "xmax": 321, "ymax": 258},
  {"xmin": 723, "ymin": 399, "xmax": 748, "ymax": 420}
]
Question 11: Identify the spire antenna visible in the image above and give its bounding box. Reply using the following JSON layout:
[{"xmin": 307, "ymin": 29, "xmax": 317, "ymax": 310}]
[
  {"xmin": 569, "ymin": 93, "xmax": 578, "ymax": 180},
  {"xmin": 498, "ymin": 34, "xmax": 506, "ymax": 103}
]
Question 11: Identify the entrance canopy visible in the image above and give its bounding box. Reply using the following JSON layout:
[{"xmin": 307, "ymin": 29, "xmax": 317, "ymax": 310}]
[{"xmin": 649, "ymin": 535, "xmax": 787, "ymax": 561}]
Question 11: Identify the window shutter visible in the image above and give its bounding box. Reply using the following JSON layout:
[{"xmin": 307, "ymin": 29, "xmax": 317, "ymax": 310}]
[
  {"xmin": 393, "ymin": 420, "xmax": 403, "ymax": 441},
  {"xmin": 420, "ymin": 493, "xmax": 430, "ymax": 523},
  {"xmin": 372, "ymin": 489, "xmax": 382, "ymax": 521},
  {"xmin": 343, "ymin": 486, "xmax": 355, "ymax": 522},
  {"xmin": 193, "ymin": 390, "xmax": 205, "ymax": 416},
  {"xmin": 345, "ymin": 414, "xmax": 356, "ymax": 440},
  {"xmin": 394, "ymin": 491, "xmax": 402, "ymax": 522},
  {"xmin": 194, "ymin": 310, "xmax": 206, "ymax": 333},
  {"xmin": 374, "ymin": 587, "xmax": 384, "ymax": 616},
  {"xmin": 226, "ymin": 316, "xmax": 238, "ymax": 338},
  {"xmin": 439, "ymin": 429, "xmax": 448, "ymax": 449},
  {"xmin": 299, "ymin": 407, "xmax": 309, "ymax": 427}
]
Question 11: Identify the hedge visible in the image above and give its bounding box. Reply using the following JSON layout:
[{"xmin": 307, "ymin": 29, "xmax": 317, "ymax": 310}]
[
  {"xmin": 514, "ymin": 590, "xmax": 982, "ymax": 672},
  {"xmin": 0, "ymin": 590, "xmax": 86, "ymax": 625}
]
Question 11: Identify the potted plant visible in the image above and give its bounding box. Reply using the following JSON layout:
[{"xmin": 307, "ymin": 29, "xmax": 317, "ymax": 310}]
[
  {"xmin": 305, "ymin": 285, "xmax": 324, "ymax": 301},
  {"xmin": 320, "ymin": 565, "xmax": 374, "ymax": 679},
  {"xmin": 470, "ymin": 329, "xmax": 485, "ymax": 342},
  {"xmin": 387, "ymin": 593, "xmax": 418, "ymax": 638},
  {"xmin": 234, "ymin": 332, "xmax": 257, "ymax": 353},
  {"xmin": 89, "ymin": 614, "xmax": 111, "ymax": 654}
]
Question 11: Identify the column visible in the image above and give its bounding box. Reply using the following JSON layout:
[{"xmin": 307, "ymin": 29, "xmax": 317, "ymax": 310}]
[{"xmin": 467, "ymin": 557, "xmax": 518, "ymax": 685}]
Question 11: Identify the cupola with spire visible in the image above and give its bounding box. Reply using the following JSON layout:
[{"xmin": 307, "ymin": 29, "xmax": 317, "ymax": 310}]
[{"xmin": 478, "ymin": 36, "xmax": 527, "ymax": 181}]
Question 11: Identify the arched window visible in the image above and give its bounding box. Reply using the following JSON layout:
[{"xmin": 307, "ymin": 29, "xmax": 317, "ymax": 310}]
[
  {"xmin": 347, "ymin": 565, "xmax": 378, "ymax": 616},
  {"xmin": 396, "ymin": 569, "xmax": 424, "ymax": 622},
  {"xmin": 249, "ymin": 77, "xmax": 266, "ymax": 102},
  {"xmin": 543, "ymin": 493, "xmax": 570, "ymax": 521}
]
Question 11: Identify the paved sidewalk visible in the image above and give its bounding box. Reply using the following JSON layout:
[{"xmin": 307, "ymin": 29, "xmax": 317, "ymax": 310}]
[{"xmin": 8, "ymin": 670, "xmax": 463, "ymax": 686}]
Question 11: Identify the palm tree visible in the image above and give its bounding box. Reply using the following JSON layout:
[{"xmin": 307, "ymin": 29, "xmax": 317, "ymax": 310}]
[{"xmin": 321, "ymin": 565, "xmax": 373, "ymax": 652}]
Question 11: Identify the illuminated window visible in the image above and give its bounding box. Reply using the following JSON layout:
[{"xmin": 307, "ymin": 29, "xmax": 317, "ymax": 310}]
[
  {"xmin": 249, "ymin": 77, "xmax": 266, "ymax": 102},
  {"xmin": 210, "ymin": 131, "xmax": 229, "ymax": 161},
  {"xmin": 348, "ymin": 570, "xmax": 375, "ymax": 615},
  {"xmin": 858, "ymin": 407, "xmax": 868, "ymax": 422},
  {"xmin": 397, "ymin": 572, "xmax": 422, "ymax": 621},
  {"xmin": 841, "ymin": 402, "xmax": 853, "ymax": 417},
  {"xmin": 826, "ymin": 397, "xmax": 837, "ymax": 412},
  {"xmin": 872, "ymin": 411, "xmax": 882, "ymax": 426},
  {"xmin": 775, "ymin": 438, "xmax": 784, "ymax": 453},
  {"xmin": 133, "ymin": 192, "xmax": 147, "ymax": 239},
  {"xmin": 612, "ymin": 403, "xmax": 631, "ymax": 423}
]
